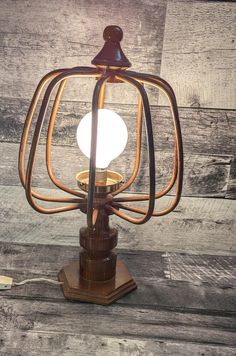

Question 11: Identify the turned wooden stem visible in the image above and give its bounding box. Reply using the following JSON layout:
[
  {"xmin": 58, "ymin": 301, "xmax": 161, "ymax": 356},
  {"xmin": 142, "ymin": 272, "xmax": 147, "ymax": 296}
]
[{"xmin": 79, "ymin": 209, "xmax": 118, "ymax": 281}]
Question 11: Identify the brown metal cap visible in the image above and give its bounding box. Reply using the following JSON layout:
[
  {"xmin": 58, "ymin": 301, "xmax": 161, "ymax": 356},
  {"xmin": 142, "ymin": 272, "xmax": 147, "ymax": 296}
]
[{"xmin": 92, "ymin": 26, "xmax": 131, "ymax": 68}]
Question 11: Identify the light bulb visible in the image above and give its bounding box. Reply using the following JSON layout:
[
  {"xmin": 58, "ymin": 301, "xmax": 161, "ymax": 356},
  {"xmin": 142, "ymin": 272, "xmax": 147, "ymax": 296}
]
[{"xmin": 77, "ymin": 108, "xmax": 128, "ymax": 169}]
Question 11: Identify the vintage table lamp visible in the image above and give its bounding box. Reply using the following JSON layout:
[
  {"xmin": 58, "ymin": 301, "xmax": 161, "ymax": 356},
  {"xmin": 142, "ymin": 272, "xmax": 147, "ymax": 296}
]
[{"xmin": 19, "ymin": 26, "xmax": 183, "ymax": 305}]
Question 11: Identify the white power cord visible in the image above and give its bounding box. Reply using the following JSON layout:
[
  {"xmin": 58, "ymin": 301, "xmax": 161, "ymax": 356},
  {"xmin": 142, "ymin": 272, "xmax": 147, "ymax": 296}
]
[{"xmin": 0, "ymin": 275, "xmax": 63, "ymax": 290}]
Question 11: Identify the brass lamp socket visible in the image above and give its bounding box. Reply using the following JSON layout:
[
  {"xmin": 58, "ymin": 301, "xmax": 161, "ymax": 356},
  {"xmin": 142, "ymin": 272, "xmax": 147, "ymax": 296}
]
[
  {"xmin": 95, "ymin": 169, "xmax": 108, "ymax": 184},
  {"xmin": 76, "ymin": 170, "xmax": 123, "ymax": 194}
]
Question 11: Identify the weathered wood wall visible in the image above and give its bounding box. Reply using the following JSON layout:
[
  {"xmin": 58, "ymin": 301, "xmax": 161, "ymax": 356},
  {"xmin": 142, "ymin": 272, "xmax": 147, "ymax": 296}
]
[
  {"xmin": 0, "ymin": 0, "xmax": 235, "ymax": 253},
  {"xmin": 1, "ymin": 185, "xmax": 235, "ymax": 255},
  {"xmin": 0, "ymin": 0, "xmax": 235, "ymax": 198},
  {"xmin": 0, "ymin": 3, "xmax": 235, "ymax": 353}
]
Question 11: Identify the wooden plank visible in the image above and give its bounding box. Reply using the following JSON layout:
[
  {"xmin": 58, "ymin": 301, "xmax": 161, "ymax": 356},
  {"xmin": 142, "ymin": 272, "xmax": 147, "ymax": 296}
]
[
  {"xmin": 226, "ymin": 156, "xmax": 236, "ymax": 199},
  {"xmin": 0, "ymin": 243, "xmax": 235, "ymax": 286},
  {"xmin": 162, "ymin": 253, "xmax": 236, "ymax": 286},
  {"xmin": 0, "ymin": 243, "xmax": 164, "ymax": 280},
  {"xmin": 0, "ymin": 0, "xmax": 167, "ymax": 103},
  {"xmin": 1, "ymin": 272, "xmax": 236, "ymax": 313},
  {"xmin": 0, "ymin": 186, "xmax": 235, "ymax": 255},
  {"xmin": 1, "ymin": 331, "xmax": 235, "ymax": 356},
  {"xmin": 0, "ymin": 142, "xmax": 232, "ymax": 197},
  {"xmin": 159, "ymin": 1, "xmax": 236, "ymax": 109},
  {"xmin": 0, "ymin": 242, "xmax": 235, "ymax": 312},
  {"xmin": 0, "ymin": 97, "xmax": 235, "ymax": 156},
  {"xmin": 0, "ymin": 242, "xmax": 235, "ymax": 353},
  {"xmin": 0, "ymin": 296, "xmax": 236, "ymax": 346}
]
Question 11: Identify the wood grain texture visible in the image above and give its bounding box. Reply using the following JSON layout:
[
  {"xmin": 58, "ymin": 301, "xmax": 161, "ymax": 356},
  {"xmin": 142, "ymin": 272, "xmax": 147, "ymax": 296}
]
[
  {"xmin": 0, "ymin": 1, "xmax": 235, "ymax": 354},
  {"xmin": 0, "ymin": 296, "xmax": 235, "ymax": 344},
  {"xmin": 163, "ymin": 253, "xmax": 236, "ymax": 286},
  {"xmin": 0, "ymin": 241, "xmax": 235, "ymax": 309},
  {"xmin": 226, "ymin": 156, "xmax": 236, "ymax": 199},
  {"xmin": 1, "ymin": 97, "xmax": 235, "ymax": 156},
  {"xmin": 1, "ymin": 97, "xmax": 235, "ymax": 198},
  {"xmin": 0, "ymin": 142, "xmax": 232, "ymax": 197},
  {"xmin": 0, "ymin": 186, "xmax": 235, "ymax": 255},
  {"xmin": 0, "ymin": 241, "xmax": 235, "ymax": 355},
  {"xmin": 159, "ymin": 0, "xmax": 236, "ymax": 109},
  {"xmin": 0, "ymin": 0, "xmax": 167, "ymax": 104},
  {"xmin": 1, "ymin": 331, "xmax": 236, "ymax": 356},
  {"xmin": 1, "ymin": 0, "xmax": 235, "ymax": 203}
]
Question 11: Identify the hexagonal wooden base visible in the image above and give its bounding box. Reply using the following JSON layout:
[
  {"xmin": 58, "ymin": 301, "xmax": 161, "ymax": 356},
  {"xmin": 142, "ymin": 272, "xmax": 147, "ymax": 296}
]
[{"xmin": 58, "ymin": 260, "xmax": 137, "ymax": 305}]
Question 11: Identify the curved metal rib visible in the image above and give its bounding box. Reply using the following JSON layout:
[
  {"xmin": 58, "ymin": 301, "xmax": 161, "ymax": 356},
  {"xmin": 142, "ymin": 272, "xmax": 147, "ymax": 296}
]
[
  {"xmin": 86, "ymin": 74, "xmax": 111, "ymax": 229},
  {"xmin": 111, "ymin": 199, "xmax": 175, "ymax": 217},
  {"xmin": 25, "ymin": 67, "xmax": 100, "ymax": 214},
  {"xmin": 110, "ymin": 92, "xmax": 143, "ymax": 197},
  {"xmin": 105, "ymin": 75, "xmax": 156, "ymax": 225},
  {"xmin": 112, "ymin": 73, "xmax": 178, "ymax": 203},
  {"xmin": 110, "ymin": 71, "xmax": 183, "ymax": 218},
  {"xmin": 46, "ymin": 79, "xmax": 86, "ymax": 198},
  {"xmin": 46, "ymin": 69, "xmax": 107, "ymax": 200},
  {"xmin": 18, "ymin": 68, "xmax": 81, "ymax": 203},
  {"xmin": 98, "ymin": 80, "xmax": 106, "ymax": 109},
  {"xmin": 113, "ymin": 145, "xmax": 178, "ymax": 203}
]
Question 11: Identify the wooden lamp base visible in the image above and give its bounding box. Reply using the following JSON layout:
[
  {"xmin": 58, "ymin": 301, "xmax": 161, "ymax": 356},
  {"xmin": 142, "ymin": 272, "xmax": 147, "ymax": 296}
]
[
  {"xmin": 58, "ymin": 260, "xmax": 137, "ymax": 305},
  {"xmin": 58, "ymin": 208, "xmax": 137, "ymax": 305}
]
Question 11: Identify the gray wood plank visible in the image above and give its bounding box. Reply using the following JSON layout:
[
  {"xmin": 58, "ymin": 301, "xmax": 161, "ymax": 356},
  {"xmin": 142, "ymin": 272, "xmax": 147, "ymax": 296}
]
[
  {"xmin": 163, "ymin": 253, "xmax": 236, "ymax": 286},
  {"xmin": 0, "ymin": 292, "xmax": 235, "ymax": 345},
  {"xmin": 0, "ymin": 186, "xmax": 235, "ymax": 255},
  {"xmin": 2, "ymin": 243, "xmax": 236, "ymax": 286},
  {"xmin": 0, "ymin": 142, "xmax": 232, "ymax": 197},
  {"xmin": 1, "ymin": 331, "xmax": 236, "ymax": 356},
  {"xmin": 0, "ymin": 242, "xmax": 235, "ymax": 312},
  {"xmin": 0, "ymin": 0, "xmax": 167, "ymax": 103},
  {"xmin": 1, "ymin": 273, "xmax": 236, "ymax": 313},
  {"xmin": 159, "ymin": 1, "xmax": 236, "ymax": 109},
  {"xmin": 0, "ymin": 242, "xmax": 235, "ymax": 353},
  {"xmin": 226, "ymin": 156, "xmax": 236, "ymax": 199},
  {"xmin": 1, "ymin": 97, "xmax": 235, "ymax": 156}
]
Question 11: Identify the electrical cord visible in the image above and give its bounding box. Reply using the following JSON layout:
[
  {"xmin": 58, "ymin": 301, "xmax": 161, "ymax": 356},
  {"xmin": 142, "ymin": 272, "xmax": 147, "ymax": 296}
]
[
  {"xmin": 0, "ymin": 275, "xmax": 63, "ymax": 290},
  {"xmin": 13, "ymin": 278, "xmax": 63, "ymax": 286}
]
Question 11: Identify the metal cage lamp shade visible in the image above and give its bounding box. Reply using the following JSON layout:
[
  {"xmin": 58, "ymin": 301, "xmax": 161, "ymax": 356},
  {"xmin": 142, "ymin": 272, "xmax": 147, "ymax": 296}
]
[{"xmin": 19, "ymin": 26, "xmax": 183, "ymax": 305}]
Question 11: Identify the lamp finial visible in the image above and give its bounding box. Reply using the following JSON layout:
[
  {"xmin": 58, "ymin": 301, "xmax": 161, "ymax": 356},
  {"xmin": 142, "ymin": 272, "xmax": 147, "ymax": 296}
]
[
  {"xmin": 92, "ymin": 25, "xmax": 131, "ymax": 68},
  {"xmin": 103, "ymin": 25, "xmax": 123, "ymax": 42}
]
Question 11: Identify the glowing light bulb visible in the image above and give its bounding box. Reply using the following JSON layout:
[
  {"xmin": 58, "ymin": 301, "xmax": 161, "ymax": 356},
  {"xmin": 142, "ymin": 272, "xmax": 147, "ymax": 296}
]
[{"xmin": 77, "ymin": 109, "xmax": 128, "ymax": 169}]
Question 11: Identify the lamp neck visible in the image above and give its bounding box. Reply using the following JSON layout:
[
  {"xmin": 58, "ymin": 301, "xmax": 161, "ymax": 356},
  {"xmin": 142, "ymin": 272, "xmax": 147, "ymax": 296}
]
[{"xmin": 91, "ymin": 208, "xmax": 110, "ymax": 235}]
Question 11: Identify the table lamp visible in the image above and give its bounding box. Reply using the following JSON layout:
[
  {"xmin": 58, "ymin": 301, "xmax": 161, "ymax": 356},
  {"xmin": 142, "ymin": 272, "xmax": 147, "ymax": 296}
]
[{"xmin": 19, "ymin": 26, "xmax": 183, "ymax": 305}]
